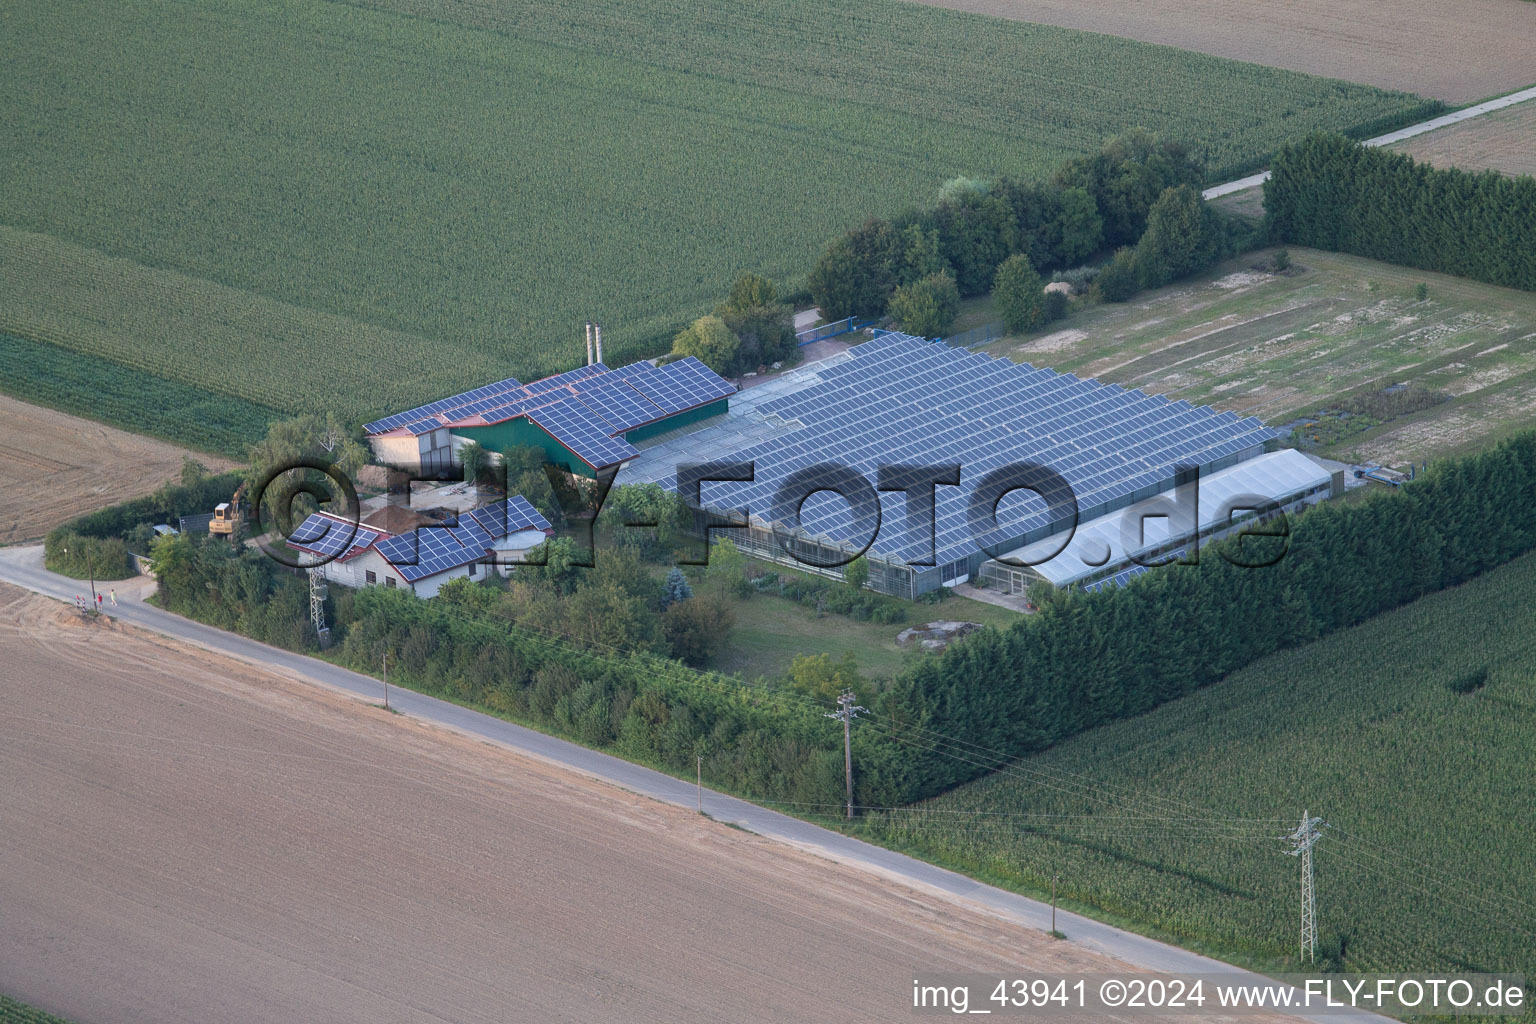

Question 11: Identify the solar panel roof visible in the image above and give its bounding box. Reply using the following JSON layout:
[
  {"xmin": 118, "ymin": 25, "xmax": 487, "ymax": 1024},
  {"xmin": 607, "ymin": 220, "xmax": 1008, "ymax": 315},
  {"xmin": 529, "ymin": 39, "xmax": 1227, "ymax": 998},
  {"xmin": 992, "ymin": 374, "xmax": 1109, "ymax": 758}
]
[
  {"xmin": 528, "ymin": 398, "xmax": 641, "ymax": 469},
  {"xmin": 660, "ymin": 333, "xmax": 1276, "ymax": 568},
  {"xmin": 372, "ymin": 497, "xmax": 552, "ymax": 581},
  {"xmin": 288, "ymin": 513, "xmax": 382, "ymax": 562},
  {"xmin": 364, "ymin": 358, "xmax": 735, "ymax": 469}
]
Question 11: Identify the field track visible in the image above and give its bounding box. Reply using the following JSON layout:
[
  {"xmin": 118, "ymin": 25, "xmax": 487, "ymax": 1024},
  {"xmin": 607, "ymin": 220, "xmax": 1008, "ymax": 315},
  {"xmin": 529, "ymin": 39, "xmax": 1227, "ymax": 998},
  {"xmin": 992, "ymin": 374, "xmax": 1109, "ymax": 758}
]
[
  {"xmin": 0, "ymin": 584, "xmax": 1252, "ymax": 1024},
  {"xmin": 901, "ymin": 0, "xmax": 1536, "ymax": 103},
  {"xmin": 0, "ymin": 395, "xmax": 234, "ymax": 545},
  {"xmin": 1392, "ymin": 101, "xmax": 1536, "ymax": 178}
]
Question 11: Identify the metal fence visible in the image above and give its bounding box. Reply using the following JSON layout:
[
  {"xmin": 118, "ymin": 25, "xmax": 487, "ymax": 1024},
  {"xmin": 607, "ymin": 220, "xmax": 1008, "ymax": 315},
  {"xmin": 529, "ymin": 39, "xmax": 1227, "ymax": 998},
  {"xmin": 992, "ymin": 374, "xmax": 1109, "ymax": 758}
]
[
  {"xmin": 940, "ymin": 320, "xmax": 1007, "ymax": 349},
  {"xmin": 795, "ymin": 316, "xmax": 869, "ymax": 347}
]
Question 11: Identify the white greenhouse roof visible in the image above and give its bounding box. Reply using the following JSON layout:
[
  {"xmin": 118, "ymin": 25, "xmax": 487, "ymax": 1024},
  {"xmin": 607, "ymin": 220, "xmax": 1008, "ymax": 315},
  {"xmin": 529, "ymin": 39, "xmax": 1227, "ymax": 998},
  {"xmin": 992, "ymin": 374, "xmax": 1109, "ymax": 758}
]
[{"xmin": 997, "ymin": 448, "xmax": 1331, "ymax": 586}]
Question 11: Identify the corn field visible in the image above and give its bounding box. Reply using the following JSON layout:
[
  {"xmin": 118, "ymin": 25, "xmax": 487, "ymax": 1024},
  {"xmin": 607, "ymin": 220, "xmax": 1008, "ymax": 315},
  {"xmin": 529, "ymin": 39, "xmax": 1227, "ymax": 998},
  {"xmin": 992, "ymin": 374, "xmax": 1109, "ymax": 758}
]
[
  {"xmin": 867, "ymin": 551, "xmax": 1536, "ymax": 976},
  {"xmin": 0, "ymin": 0, "xmax": 1437, "ymax": 437}
]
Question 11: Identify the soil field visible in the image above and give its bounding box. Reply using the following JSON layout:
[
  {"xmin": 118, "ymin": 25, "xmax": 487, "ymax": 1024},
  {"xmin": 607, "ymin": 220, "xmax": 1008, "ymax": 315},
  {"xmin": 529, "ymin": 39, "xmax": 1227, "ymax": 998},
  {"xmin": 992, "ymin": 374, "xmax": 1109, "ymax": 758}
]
[
  {"xmin": 0, "ymin": 396, "xmax": 234, "ymax": 546},
  {"xmin": 1390, "ymin": 101, "xmax": 1536, "ymax": 178},
  {"xmin": 983, "ymin": 248, "xmax": 1536, "ymax": 466},
  {"xmin": 0, "ymin": 584, "xmax": 1213, "ymax": 1024},
  {"xmin": 901, "ymin": 0, "xmax": 1536, "ymax": 103}
]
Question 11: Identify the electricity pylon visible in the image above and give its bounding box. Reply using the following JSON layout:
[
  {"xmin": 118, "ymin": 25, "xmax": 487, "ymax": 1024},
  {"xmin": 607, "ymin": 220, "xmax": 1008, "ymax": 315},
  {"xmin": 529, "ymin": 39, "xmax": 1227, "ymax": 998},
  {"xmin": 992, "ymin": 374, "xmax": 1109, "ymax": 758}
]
[{"xmin": 1285, "ymin": 810, "xmax": 1328, "ymax": 963}]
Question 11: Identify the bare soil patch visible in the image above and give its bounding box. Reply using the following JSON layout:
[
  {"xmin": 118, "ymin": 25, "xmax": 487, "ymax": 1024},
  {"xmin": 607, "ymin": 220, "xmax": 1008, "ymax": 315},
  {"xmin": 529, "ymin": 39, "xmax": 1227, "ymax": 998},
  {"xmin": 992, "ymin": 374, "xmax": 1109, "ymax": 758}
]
[
  {"xmin": 901, "ymin": 0, "xmax": 1536, "ymax": 103},
  {"xmin": 1391, "ymin": 101, "xmax": 1536, "ymax": 177},
  {"xmin": 0, "ymin": 395, "xmax": 235, "ymax": 544},
  {"xmin": 0, "ymin": 585, "xmax": 1216, "ymax": 1024}
]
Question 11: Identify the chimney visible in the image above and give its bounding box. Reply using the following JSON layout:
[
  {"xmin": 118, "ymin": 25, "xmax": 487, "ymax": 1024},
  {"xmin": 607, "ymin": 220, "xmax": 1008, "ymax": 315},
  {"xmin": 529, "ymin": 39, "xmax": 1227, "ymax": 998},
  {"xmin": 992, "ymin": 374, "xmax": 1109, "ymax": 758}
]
[
  {"xmin": 585, "ymin": 321, "xmax": 593, "ymax": 365},
  {"xmin": 595, "ymin": 323, "xmax": 604, "ymax": 364}
]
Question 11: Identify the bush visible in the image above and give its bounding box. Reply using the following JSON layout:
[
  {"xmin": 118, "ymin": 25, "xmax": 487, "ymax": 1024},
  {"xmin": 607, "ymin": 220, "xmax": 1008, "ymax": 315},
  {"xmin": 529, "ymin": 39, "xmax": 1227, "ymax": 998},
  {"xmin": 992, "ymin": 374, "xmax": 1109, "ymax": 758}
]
[
  {"xmin": 44, "ymin": 530, "xmax": 135, "ymax": 581},
  {"xmin": 994, "ymin": 253, "xmax": 1046, "ymax": 333},
  {"xmin": 663, "ymin": 596, "xmax": 735, "ymax": 666},
  {"xmin": 887, "ymin": 272, "xmax": 960, "ymax": 338},
  {"xmin": 1050, "ymin": 265, "xmax": 1099, "ymax": 294},
  {"xmin": 671, "ymin": 315, "xmax": 741, "ymax": 376},
  {"xmin": 1095, "ymin": 247, "xmax": 1142, "ymax": 302},
  {"xmin": 1043, "ymin": 289, "xmax": 1070, "ymax": 323}
]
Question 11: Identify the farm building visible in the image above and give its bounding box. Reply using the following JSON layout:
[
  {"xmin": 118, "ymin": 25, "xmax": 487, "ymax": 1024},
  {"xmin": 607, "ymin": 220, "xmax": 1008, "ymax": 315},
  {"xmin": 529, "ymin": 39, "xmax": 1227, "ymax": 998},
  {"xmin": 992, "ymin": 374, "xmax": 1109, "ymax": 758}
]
[
  {"xmin": 618, "ymin": 333, "xmax": 1324, "ymax": 599},
  {"xmin": 286, "ymin": 496, "xmax": 552, "ymax": 599},
  {"xmin": 974, "ymin": 448, "xmax": 1335, "ymax": 595},
  {"xmin": 364, "ymin": 357, "xmax": 735, "ymax": 478}
]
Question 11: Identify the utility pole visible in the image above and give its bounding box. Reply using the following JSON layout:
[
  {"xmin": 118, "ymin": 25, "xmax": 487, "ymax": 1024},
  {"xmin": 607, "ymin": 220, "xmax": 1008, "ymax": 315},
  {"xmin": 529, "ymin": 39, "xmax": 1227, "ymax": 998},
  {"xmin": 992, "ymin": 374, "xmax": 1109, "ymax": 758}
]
[
  {"xmin": 697, "ymin": 755, "xmax": 703, "ymax": 813},
  {"xmin": 1051, "ymin": 874, "xmax": 1058, "ymax": 934},
  {"xmin": 382, "ymin": 649, "xmax": 390, "ymax": 711},
  {"xmin": 1285, "ymin": 809, "xmax": 1328, "ymax": 963},
  {"xmin": 825, "ymin": 689, "xmax": 866, "ymax": 820}
]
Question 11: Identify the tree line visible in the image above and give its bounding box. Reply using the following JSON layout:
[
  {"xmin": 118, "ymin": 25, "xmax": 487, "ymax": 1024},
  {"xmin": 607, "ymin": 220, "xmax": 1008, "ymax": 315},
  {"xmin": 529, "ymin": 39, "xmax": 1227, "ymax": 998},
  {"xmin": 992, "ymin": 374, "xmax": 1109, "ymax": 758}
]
[
  {"xmin": 1265, "ymin": 132, "xmax": 1536, "ymax": 291},
  {"xmin": 144, "ymin": 429, "xmax": 1536, "ymax": 811},
  {"xmin": 805, "ymin": 132, "xmax": 1248, "ymax": 338}
]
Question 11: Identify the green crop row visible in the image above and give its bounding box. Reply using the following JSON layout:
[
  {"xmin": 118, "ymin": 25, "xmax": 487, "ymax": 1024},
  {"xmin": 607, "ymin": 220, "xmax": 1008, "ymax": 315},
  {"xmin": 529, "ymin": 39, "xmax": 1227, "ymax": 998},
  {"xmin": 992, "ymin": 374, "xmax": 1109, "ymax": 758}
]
[
  {"xmin": 0, "ymin": 331, "xmax": 278, "ymax": 458},
  {"xmin": 868, "ymin": 551, "xmax": 1536, "ymax": 975},
  {"xmin": 0, "ymin": 996, "xmax": 75, "ymax": 1024},
  {"xmin": 0, "ymin": 0, "xmax": 1437, "ymax": 434}
]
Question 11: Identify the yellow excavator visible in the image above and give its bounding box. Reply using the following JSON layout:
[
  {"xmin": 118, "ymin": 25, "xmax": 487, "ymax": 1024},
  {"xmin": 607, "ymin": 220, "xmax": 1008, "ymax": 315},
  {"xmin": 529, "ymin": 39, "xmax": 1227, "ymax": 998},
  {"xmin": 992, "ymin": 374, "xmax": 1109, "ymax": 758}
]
[{"xmin": 209, "ymin": 482, "xmax": 247, "ymax": 537}]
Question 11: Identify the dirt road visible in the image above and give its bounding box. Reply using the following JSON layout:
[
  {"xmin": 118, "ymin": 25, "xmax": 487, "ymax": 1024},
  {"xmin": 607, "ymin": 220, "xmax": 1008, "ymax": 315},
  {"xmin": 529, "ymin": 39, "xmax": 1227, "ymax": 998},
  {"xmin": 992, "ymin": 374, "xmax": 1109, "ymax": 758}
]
[
  {"xmin": 0, "ymin": 584, "xmax": 1223, "ymax": 1024},
  {"xmin": 900, "ymin": 0, "xmax": 1536, "ymax": 103},
  {"xmin": 0, "ymin": 395, "xmax": 234, "ymax": 544}
]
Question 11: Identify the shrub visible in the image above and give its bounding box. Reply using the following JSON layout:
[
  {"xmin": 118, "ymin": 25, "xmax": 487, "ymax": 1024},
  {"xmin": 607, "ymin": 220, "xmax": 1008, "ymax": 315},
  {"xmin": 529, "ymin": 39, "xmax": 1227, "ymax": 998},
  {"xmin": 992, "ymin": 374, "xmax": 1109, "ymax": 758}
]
[
  {"xmin": 44, "ymin": 530, "xmax": 135, "ymax": 581},
  {"xmin": 1043, "ymin": 289, "xmax": 1070, "ymax": 323},
  {"xmin": 994, "ymin": 253, "xmax": 1046, "ymax": 333},
  {"xmin": 1050, "ymin": 265, "xmax": 1099, "ymax": 294},
  {"xmin": 1095, "ymin": 247, "xmax": 1142, "ymax": 302},
  {"xmin": 887, "ymin": 272, "xmax": 960, "ymax": 338}
]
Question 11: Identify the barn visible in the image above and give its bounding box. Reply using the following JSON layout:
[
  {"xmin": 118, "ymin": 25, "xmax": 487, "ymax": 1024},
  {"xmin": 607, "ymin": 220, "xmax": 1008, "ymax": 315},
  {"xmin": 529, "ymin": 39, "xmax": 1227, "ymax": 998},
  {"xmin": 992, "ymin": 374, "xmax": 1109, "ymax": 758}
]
[{"xmin": 364, "ymin": 358, "xmax": 735, "ymax": 478}]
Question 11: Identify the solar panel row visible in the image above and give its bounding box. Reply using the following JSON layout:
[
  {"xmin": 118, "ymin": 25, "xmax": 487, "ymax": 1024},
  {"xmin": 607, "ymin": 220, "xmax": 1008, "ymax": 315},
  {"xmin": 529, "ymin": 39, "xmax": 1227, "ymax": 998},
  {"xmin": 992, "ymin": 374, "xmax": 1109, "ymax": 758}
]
[
  {"xmin": 679, "ymin": 334, "xmax": 1275, "ymax": 567},
  {"xmin": 365, "ymin": 357, "xmax": 735, "ymax": 469},
  {"xmin": 529, "ymin": 399, "xmax": 641, "ymax": 469},
  {"xmin": 365, "ymin": 375, "xmax": 524, "ymax": 434},
  {"xmin": 288, "ymin": 514, "xmax": 382, "ymax": 560}
]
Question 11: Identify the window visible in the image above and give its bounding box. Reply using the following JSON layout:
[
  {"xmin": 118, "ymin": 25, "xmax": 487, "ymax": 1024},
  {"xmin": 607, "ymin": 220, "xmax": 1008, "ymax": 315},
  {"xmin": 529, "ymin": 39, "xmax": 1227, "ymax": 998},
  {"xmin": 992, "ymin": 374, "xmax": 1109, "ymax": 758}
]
[
  {"xmin": 467, "ymin": 562, "xmax": 477, "ymax": 578},
  {"xmin": 384, "ymin": 576, "xmax": 395, "ymax": 587},
  {"xmin": 365, "ymin": 570, "xmax": 376, "ymax": 584}
]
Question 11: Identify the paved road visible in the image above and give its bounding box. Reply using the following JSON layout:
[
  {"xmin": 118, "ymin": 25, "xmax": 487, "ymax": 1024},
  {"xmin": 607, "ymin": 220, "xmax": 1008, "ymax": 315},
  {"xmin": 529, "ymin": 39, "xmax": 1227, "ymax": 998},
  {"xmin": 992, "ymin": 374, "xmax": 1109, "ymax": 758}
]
[
  {"xmin": 0, "ymin": 545, "xmax": 1390, "ymax": 1022},
  {"xmin": 1202, "ymin": 86, "xmax": 1536, "ymax": 200}
]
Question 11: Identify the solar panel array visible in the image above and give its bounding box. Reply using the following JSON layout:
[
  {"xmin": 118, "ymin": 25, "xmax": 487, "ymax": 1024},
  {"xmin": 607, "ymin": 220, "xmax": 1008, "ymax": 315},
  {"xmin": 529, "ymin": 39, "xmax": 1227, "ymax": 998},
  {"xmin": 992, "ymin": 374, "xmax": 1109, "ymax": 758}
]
[
  {"xmin": 574, "ymin": 376, "xmax": 665, "ymax": 433},
  {"xmin": 288, "ymin": 514, "xmax": 383, "ymax": 561},
  {"xmin": 372, "ymin": 497, "xmax": 553, "ymax": 582},
  {"xmin": 365, "ymin": 357, "xmax": 735, "ymax": 470},
  {"xmin": 365, "ymin": 376, "xmax": 524, "ymax": 434},
  {"xmin": 622, "ymin": 357, "xmax": 736, "ymax": 415},
  {"xmin": 679, "ymin": 333, "xmax": 1277, "ymax": 569},
  {"xmin": 289, "ymin": 500, "xmax": 550, "ymax": 582},
  {"xmin": 529, "ymin": 399, "xmax": 642, "ymax": 469}
]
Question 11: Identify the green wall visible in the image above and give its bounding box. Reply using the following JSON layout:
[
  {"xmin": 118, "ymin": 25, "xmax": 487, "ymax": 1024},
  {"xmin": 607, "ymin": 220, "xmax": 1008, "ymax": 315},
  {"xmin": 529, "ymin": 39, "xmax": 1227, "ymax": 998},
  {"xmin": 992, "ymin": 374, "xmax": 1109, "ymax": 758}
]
[
  {"xmin": 625, "ymin": 397, "xmax": 728, "ymax": 443},
  {"xmin": 453, "ymin": 396, "xmax": 730, "ymax": 475},
  {"xmin": 452, "ymin": 417, "xmax": 597, "ymax": 478}
]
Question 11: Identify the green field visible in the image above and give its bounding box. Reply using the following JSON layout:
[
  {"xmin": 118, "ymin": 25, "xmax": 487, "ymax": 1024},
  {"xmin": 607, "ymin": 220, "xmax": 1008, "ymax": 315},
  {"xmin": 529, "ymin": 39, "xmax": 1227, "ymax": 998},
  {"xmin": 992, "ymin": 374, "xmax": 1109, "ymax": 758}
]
[
  {"xmin": 0, "ymin": 996, "xmax": 75, "ymax": 1024},
  {"xmin": 981, "ymin": 247, "xmax": 1536, "ymax": 466},
  {"xmin": 0, "ymin": 0, "xmax": 1436, "ymax": 441},
  {"xmin": 867, "ymin": 547, "xmax": 1536, "ymax": 974}
]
